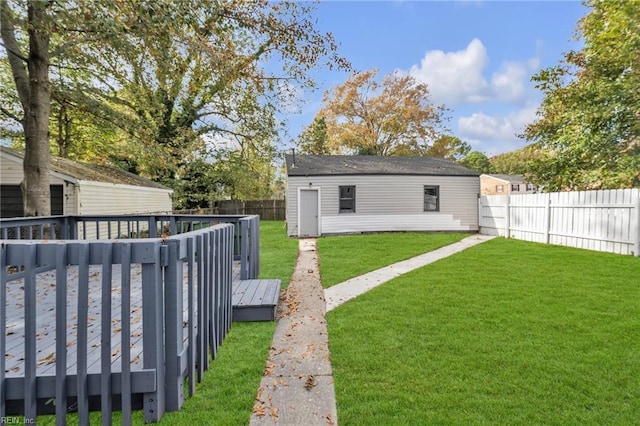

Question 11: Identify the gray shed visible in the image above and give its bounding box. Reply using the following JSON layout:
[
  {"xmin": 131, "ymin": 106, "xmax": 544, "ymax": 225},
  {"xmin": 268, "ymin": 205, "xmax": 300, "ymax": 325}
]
[
  {"xmin": 285, "ymin": 154, "xmax": 480, "ymax": 237},
  {"xmin": 0, "ymin": 146, "xmax": 173, "ymax": 218}
]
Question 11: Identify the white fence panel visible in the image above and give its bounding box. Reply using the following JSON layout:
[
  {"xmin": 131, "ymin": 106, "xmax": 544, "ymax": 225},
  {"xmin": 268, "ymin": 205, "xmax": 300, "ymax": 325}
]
[
  {"xmin": 478, "ymin": 195, "xmax": 508, "ymax": 236},
  {"xmin": 479, "ymin": 188, "xmax": 640, "ymax": 256}
]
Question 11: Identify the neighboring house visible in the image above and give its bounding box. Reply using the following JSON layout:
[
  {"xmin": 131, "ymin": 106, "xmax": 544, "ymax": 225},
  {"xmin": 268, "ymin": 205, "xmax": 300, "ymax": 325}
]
[
  {"xmin": 480, "ymin": 174, "xmax": 536, "ymax": 196},
  {"xmin": 0, "ymin": 146, "xmax": 173, "ymax": 218},
  {"xmin": 285, "ymin": 154, "xmax": 480, "ymax": 237}
]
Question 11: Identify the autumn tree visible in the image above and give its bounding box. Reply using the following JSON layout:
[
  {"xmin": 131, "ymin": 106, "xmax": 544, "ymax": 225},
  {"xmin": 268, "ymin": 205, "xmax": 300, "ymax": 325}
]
[
  {"xmin": 523, "ymin": 0, "xmax": 640, "ymax": 191},
  {"xmin": 317, "ymin": 68, "xmax": 446, "ymax": 156},
  {"xmin": 1, "ymin": 0, "xmax": 348, "ymax": 215}
]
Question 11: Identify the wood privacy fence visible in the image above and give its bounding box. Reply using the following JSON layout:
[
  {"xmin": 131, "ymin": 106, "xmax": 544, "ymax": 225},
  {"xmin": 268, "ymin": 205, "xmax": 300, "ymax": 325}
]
[
  {"xmin": 479, "ymin": 188, "xmax": 640, "ymax": 257},
  {"xmin": 176, "ymin": 199, "xmax": 286, "ymax": 221},
  {"xmin": 0, "ymin": 214, "xmax": 260, "ymax": 424}
]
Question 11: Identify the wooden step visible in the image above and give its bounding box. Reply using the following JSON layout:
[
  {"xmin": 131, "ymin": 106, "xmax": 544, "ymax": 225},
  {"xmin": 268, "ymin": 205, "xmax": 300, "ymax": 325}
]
[{"xmin": 232, "ymin": 279, "xmax": 281, "ymax": 322}]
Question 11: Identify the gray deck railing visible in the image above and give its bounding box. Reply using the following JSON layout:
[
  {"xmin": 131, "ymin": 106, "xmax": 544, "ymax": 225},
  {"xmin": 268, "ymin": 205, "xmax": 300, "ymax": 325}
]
[
  {"xmin": 0, "ymin": 214, "xmax": 260, "ymax": 279},
  {"xmin": 0, "ymin": 214, "xmax": 259, "ymax": 424}
]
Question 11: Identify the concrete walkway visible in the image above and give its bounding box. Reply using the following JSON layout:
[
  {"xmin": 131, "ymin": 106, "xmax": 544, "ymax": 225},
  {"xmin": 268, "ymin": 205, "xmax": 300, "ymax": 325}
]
[
  {"xmin": 325, "ymin": 234, "xmax": 496, "ymax": 312},
  {"xmin": 250, "ymin": 239, "xmax": 337, "ymax": 425},
  {"xmin": 250, "ymin": 233, "xmax": 496, "ymax": 425}
]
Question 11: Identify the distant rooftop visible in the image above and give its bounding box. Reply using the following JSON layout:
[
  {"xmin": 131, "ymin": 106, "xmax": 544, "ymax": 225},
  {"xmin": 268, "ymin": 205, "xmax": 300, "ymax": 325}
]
[
  {"xmin": 285, "ymin": 154, "xmax": 478, "ymax": 177},
  {"xmin": 482, "ymin": 174, "xmax": 528, "ymax": 184},
  {"xmin": 0, "ymin": 146, "xmax": 170, "ymax": 190}
]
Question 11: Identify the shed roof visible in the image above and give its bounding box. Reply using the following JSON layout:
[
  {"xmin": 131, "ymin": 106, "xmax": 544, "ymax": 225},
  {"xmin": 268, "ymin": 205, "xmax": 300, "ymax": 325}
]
[
  {"xmin": 285, "ymin": 154, "xmax": 479, "ymax": 177},
  {"xmin": 0, "ymin": 146, "xmax": 170, "ymax": 190}
]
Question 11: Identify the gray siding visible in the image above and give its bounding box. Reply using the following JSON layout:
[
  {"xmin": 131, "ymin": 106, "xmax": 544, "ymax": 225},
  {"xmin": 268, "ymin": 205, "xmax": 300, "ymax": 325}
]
[{"xmin": 287, "ymin": 175, "xmax": 479, "ymax": 236}]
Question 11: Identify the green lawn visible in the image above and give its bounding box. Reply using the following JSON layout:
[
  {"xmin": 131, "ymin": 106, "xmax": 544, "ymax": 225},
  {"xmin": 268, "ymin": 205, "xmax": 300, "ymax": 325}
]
[
  {"xmin": 317, "ymin": 232, "xmax": 470, "ymax": 288},
  {"xmin": 37, "ymin": 221, "xmax": 297, "ymax": 425},
  {"xmin": 327, "ymin": 238, "xmax": 640, "ymax": 425}
]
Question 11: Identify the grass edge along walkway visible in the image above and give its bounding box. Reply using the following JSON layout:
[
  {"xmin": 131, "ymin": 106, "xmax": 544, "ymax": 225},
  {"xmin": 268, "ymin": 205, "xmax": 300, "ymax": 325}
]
[{"xmin": 325, "ymin": 234, "xmax": 496, "ymax": 311}]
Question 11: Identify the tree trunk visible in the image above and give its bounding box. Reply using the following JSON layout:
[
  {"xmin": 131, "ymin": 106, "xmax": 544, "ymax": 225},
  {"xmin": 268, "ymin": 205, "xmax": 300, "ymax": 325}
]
[{"xmin": 22, "ymin": 1, "xmax": 52, "ymax": 216}]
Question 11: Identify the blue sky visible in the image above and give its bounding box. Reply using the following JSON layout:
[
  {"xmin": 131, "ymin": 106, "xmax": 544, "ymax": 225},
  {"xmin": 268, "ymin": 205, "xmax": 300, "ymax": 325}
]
[{"xmin": 284, "ymin": 0, "xmax": 588, "ymax": 157}]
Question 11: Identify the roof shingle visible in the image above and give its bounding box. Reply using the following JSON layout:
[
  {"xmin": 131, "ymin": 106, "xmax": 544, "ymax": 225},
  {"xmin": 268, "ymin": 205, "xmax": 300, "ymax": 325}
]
[{"xmin": 285, "ymin": 154, "xmax": 478, "ymax": 177}]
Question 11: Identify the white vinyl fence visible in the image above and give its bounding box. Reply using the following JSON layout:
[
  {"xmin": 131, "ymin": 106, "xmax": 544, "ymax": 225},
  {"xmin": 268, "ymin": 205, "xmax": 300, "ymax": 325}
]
[{"xmin": 479, "ymin": 188, "xmax": 640, "ymax": 257}]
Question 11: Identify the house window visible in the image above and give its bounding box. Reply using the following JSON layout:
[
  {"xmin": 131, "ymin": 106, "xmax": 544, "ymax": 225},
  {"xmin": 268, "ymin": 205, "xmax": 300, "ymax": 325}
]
[
  {"xmin": 511, "ymin": 184, "xmax": 520, "ymax": 192},
  {"xmin": 424, "ymin": 185, "xmax": 439, "ymax": 212},
  {"xmin": 526, "ymin": 183, "xmax": 535, "ymax": 191},
  {"xmin": 496, "ymin": 185, "xmax": 504, "ymax": 193},
  {"xmin": 339, "ymin": 186, "xmax": 356, "ymax": 213}
]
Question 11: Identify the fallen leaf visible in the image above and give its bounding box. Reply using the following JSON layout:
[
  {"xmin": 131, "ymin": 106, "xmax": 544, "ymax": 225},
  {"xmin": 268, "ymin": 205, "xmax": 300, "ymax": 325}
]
[
  {"xmin": 270, "ymin": 407, "xmax": 279, "ymax": 420},
  {"xmin": 37, "ymin": 351, "xmax": 56, "ymax": 366},
  {"xmin": 304, "ymin": 375, "xmax": 317, "ymax": 390}
]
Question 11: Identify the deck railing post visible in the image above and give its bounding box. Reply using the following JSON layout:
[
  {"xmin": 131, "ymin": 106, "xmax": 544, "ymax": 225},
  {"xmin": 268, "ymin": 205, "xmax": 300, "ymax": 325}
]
[
  {"xmin": 0, "ymin": 244, "xmax": 7, "ymax": 418},
  {"xmin": 163, "ymin": 239, "xmax": 185, "ymax": 411},
  {"xmin": 141, "ymin": 242, "xmax": 166, "ymax": 422},
  {"xmin": 239, "ymin": 219, "xmax": 249, "ymax": 279},
  {"xmin": 252, "ymin": 216, "xmax": 260, "ymax": 278}
]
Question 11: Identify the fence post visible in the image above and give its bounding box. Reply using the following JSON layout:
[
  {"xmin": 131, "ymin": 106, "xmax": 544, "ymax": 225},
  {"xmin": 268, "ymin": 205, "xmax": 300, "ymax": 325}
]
[
  {"xmin": 634, "ymin": 193, "xmax": 640, "ymax": 257},
  {"xmin": 544, "ymin": 194, "xmax": 552, "ymax": 244},
  {"xmin": 504, "ymin": 195, "xmax": 510, "ymax": 238}
]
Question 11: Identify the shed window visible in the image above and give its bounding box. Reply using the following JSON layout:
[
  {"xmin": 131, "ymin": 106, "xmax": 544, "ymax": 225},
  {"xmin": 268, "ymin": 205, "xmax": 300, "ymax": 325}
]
[
  {"xmin": 339, "ymin": 186, "xmax": 356, "ymax": 213},
  {"xmin": 424, "ymin": 185, "xmax": 439, "ymax": 212}
]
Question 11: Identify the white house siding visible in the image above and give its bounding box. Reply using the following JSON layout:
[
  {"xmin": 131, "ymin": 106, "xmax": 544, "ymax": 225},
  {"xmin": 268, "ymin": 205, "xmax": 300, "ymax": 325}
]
[
  {"xmin": 287, "ymin": 175, "xmax": 479, "ymax": 236},
  {"xmin": 76, "ymin": 181, "xmax": 172, "ymax": 239},
  {"xmin": 0, "ymin": 154, "xmax": 66, "ymax": 185},
  {"xmin": 1, "ymin": 153, "xmax": 74, "ymax": 215},
  {"xmin": 78, "ymin": 181, "xmax": 172, "ymax": 215}
]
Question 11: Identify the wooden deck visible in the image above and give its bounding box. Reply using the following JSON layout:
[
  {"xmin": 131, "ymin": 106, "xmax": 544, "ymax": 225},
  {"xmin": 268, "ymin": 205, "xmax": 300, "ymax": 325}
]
[
  {"xmin": 4, "ymin": 263, "xmax": 278, "ymax": 378},
  {"xmin": 232, "ymin": 279, "xmax": 281, "ymax": 322}
]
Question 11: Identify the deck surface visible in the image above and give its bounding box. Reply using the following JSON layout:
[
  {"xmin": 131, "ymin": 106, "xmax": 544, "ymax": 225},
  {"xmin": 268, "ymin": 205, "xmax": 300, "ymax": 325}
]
[
  {"xmin": 232, "ymin": 279, "xmax": 281, "ymax": 322},
  {"xmin": 4, "ymin": 262, "xmax": 245, "ymax": 377}
]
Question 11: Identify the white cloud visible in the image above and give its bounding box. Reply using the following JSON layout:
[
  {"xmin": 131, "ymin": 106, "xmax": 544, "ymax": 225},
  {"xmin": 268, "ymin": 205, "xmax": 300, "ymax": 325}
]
[
  {"xmin": 408, "ymin": 38, "xmax": 536, "ymax": 106},
  {"xmin": 409, "ymin": 38, "xmax": 490, "ymax": 105},
  {"xmin": 457, "ymin": 104, "xmax": 538, "ymax": 154},
  {"xmin": 490, "ymin": 61, "xmax": 527, "ymax": 103}
]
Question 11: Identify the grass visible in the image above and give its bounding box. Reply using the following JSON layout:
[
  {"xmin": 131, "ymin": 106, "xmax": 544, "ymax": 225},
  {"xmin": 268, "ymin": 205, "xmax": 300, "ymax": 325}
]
[
  {"xmin": 37, "ymin": 221, "xmax": 298, "ymax": 425},
  {"xmin": 257, "ymin": 221, "xmax": 299, "ymax": 289},
  {"xmin": 327, "ymin": 238, "xmax": 640, "ymax": 425},
  {"xmin": 317, "ymin": 232, "xmax": 470, "ymax": 288}
]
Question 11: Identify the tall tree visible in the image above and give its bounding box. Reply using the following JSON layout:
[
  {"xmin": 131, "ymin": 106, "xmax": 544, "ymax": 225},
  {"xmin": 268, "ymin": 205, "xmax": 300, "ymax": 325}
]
[
  {"xmin": 460, "ymin": 151, "xmax": 491, "ymax": 173},
  {"xmin": 523, "ymin": 0, "xmax": 640, "ymax": 191},
  {"xmin": 489, "ymin": 145, "xmax": 544, "ymax": 175},
  {"xmin": 1, "ymin": 0, "xmax": 348, "ymax": 214},
  {"xmin": 424, "ymin": 135, "xmax": 471, "ymax": 161},
  {"xmin": 296, "ymin": 116, "xmax": 330, "ymax": 154},
  {"xmin": 317, "ymin": 68, "xmax": 446, "ymax": 156},
  {"xmin": 1, "ymin": 0, "xmax": 52, "ymax": 216}
]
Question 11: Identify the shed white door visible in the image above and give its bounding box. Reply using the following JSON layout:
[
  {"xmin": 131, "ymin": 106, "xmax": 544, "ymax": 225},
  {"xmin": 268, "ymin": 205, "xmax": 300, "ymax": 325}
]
[{"xmin": 299, "ymin": 189, "xmax": 319, "ymax": 237}]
